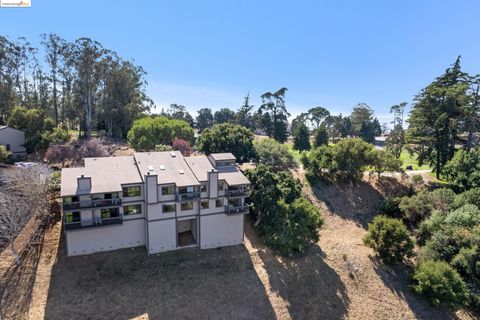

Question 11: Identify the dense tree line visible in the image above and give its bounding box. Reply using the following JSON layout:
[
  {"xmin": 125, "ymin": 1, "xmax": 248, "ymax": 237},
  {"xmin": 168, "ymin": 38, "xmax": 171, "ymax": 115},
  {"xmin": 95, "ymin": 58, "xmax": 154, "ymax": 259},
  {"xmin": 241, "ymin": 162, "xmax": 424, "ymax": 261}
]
[{"xmin": 0, "ymin": 34, "xmax": 152, "ymax": 140}]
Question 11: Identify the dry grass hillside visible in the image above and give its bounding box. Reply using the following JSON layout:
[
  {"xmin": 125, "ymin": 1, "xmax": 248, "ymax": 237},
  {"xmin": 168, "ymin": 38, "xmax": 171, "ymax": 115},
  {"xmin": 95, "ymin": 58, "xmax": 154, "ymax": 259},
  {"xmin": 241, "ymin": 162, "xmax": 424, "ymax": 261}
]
[{"xmin": 1, "ymin": 170, "xmax": 476, "ymax": 319}]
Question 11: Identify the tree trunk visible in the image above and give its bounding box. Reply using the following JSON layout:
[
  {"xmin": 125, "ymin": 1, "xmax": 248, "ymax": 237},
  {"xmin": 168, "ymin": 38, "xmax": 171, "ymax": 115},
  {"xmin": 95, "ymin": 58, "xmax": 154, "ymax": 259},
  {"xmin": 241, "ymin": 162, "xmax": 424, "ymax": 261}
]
[{"xmin": 53, "ymin": 75, "xmax": 58, "ymax": 125}]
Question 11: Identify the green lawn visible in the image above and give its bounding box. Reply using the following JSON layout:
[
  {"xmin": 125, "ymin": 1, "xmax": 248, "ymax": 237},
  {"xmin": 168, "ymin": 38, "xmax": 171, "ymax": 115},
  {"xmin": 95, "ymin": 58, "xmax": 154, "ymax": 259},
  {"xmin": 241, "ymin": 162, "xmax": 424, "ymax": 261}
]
[
  {"xmin": 287, "ymin": 144, "xmax": 309, "ymax": 165},
  {"xmin": 399, "ymin": 149, "xmax": 431, "ymax": 170}
]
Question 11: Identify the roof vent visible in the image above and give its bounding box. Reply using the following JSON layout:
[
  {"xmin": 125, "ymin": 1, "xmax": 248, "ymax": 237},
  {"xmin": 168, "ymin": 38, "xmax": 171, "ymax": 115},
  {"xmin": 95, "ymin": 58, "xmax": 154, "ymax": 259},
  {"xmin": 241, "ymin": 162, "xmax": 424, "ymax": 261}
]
[
  {"xmin": 170, "ymin": 151, "xmax": 176, "ymax": 158},
  {"xmin": 178, "ymin": 169, "xmax": 184, "ymax": 175},
  {"xmin": 160, "ymin": 165, "xmax": 165, "ymax": 170},
  {"xmin": 148, "ymin": 165, "xmax": 154, "ymax": 171}
]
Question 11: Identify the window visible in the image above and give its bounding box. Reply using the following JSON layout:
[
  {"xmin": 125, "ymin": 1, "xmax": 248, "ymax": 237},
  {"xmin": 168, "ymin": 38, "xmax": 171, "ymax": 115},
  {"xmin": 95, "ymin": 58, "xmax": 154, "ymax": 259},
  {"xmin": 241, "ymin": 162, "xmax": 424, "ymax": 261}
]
[
  {"xmin": 178, "ymin": 186, "xmax": 194, "ymax": 194},
  {"xmin": 201, "ymin": 200, "xmax": 209, "ymax": 209},
  {"xmin": 63, "ymin": 196, "xmax": 79, "ymax": 204},
  {"xmin": 200, "ymin": 183, "xmax": 207, "ymax": 193},
  {"xmin": 162, "ymin": 204, "xmax": 175, "ymax": 213},
  {"xmin": 162, "ymin": 186, "xmax": 175, "ymax": 195},
  {"xmin": 181, "ymin": 201, "xmax": 193, "ymax": 211},
  {"xmin": 218, "ymin": 181, "xmax": 224, "ymax": 191},
  {"xmin": 215, "ymin": 199, "xmax": 223, "ymax": 208},
  {"xmin": 217, "ymin": 160, "xmax": 234, "ymax": 167},
  {"xmin": 123, "ymin": 204, "xmax": 142, "ymax": 215},
  {"xmin": 122, "ymin": 186, "xmax": 141, "ymax": 197},
  {"xmin": 6, "ymin": 144, "xmax": 10, "ymax": 151},
  {"xmin": 65, "ymin": 211, "xmax": 80, "ymax": 223},
  {"xmin": 101, "ymin": 208, "xmax": 119, "ymax": 219}
]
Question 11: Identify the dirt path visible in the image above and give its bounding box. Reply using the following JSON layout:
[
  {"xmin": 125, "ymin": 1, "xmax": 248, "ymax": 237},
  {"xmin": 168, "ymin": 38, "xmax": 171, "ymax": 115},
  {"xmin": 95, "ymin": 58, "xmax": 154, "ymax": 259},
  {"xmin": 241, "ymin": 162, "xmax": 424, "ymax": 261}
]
[{"xmin": 27, "ymin": 221, "xmax": 62, "ymax": 320}]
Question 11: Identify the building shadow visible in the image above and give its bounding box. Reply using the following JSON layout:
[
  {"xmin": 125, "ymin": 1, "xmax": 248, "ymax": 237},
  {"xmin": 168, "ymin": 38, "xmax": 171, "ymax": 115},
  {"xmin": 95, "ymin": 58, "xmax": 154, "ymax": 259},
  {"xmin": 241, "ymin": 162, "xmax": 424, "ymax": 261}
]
[
  {"xmin": 370, "ymin": 257, "xmax": 459, "ymax": 320},
  {"xmin": 251, "ymin": 235, "xmax": 350, "ymax": 319},
  {"xmin": 44, "ymin": 235, "xmax": 276, "ymax": 320}
]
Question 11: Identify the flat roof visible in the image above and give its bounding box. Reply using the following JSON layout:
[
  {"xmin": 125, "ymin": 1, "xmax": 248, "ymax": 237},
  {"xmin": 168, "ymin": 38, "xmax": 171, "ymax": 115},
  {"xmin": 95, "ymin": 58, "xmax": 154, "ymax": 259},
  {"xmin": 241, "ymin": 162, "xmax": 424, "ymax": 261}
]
[
  {"xmin": 186, "ymin": 155, "xmax": 250, "ymax": 186},
  {"xmin": 209, "ymin": 153, "xmax": 236, "ymax": 161},
  {"xmin": 60, "ymin": 156, "xmax": 142, "ymax": 196},
  {"xmin": 134, "ymin": 151, "xmax": 200, "ymax": 187}
]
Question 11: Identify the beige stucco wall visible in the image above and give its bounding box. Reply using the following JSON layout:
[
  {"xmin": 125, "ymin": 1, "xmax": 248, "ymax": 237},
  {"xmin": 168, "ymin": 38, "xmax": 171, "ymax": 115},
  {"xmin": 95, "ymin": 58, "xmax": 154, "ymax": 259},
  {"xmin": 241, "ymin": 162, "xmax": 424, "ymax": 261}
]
[
  {"xmin": 200, "ymin": 214, "xmax": 244, "ymax": 249},
  {"xmin": 0, "ymin": 127, "xmax": 26, "ymax": 154},
  {"xmin": 147, "ymin": 219, "xmax": 176, "ymax": 253},
  {"xmin": 66, "ymin": 219, "xmax": 146, "ymax": 256}
]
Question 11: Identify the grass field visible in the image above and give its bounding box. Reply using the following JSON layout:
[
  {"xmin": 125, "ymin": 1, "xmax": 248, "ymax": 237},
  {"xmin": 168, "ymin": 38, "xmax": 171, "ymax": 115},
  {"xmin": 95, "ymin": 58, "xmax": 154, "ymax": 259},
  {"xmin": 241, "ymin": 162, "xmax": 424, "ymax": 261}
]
[
  {"xmin": 286, "ymin": 144, "xmax": 308, "ymax": 165},
  {"xmin": 399, "ymin": 149, "xmax": 431, "ymax": 170}
]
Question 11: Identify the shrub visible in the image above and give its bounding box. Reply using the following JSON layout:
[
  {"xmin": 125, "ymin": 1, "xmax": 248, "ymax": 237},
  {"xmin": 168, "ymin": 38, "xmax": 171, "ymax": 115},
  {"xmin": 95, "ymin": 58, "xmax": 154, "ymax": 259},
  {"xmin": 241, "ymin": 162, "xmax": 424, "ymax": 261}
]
[
  {"xmin": 313, "ymin": 126, "xmax": 328, "ymax": 147},
  {"xmin": 42, "ymin": 127, "xmax": 70, "ymax": 145},
  {"xmin": 412, "ymin": 174, "xmax": 424, "ymax": 186},
  {"xmin": 264, "ymin": 198, "xmax": 323, "ymax": 256},
  {"xmin": 368, "ymin": 149, "xmax": 403, "ymax": 179},
  {"xmin": 378, "ymin": 197, "xmax": 402, "ymax": 218},
  {"xmin": 197, "ymin": 123, "xmax": 255, "ymax": 162},
  {"xmin": 417, "ymin": 210, "xmax": 445, "ymax": 245},
  {"xmin": 277, "ymin": 171, "xmax": 302, "ymax": 204},
  {"xmin": 304, "ymin": 138, "xmax": 374, "ymax": 180},
  {"xmin": 79, "ymin": 138, "xmax": 108, "ymax": 158},
  {"xmin": 154, "ymin": 144, "xmax": 173, "ymax": 152},
  {"xmin": 423, "ymin": 224, "xmax": 479, "ymax": 263},
  {"xmin": 246, "ymin": 165, "xmax": 323, "ymax": 256},
  {"xmin": 49, "ymin": 171, "xmax": 61, "ymax": 192},
  {"xmin": 364, "ymin": 215, "xmax": 414, "ymax": 264},
  {"xmin": 45, "ymin": 144, "xmax": 74, "ymax": 167},
  {"xmin": 444, "ymin": 205, "xmax": 480, "ymax": 229},
  {"xmin": 128, "ymin": 116, "xmax": 194, "ymax": 151},
  {"xmin": 0, "ymin": 145, "xmax": 12, "ymax": 163},
  {"xmin": 442, "ymin": 149, "xmax": 480, "ymax": 191},
  {"xmin": 412, "ymin": 260, "xmax": 468, "ymax": 308},
  {"xmin": 399, "ymin": 189, "xmax": 455, "ymax": 226},
  {"xmin": 453, "ymin": 188, "xmax": 480, "ymax": 209},
  {"xmin": 172, "ymin": 138, "xmax": 192, "ymax": 156},
  {"xmin": 254, "ymin": 138, "xmax": 296, "ymax": 172}
]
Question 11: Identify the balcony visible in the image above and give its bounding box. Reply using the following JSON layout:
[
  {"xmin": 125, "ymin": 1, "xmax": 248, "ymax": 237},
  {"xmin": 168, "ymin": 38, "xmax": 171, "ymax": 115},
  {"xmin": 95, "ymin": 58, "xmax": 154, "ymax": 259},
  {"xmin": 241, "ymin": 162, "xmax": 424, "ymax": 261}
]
[
  {"xmin": 64, "ymin": 216, "xmax": 123, "ymax": 230},
  {"xmin": 227, "ymin": 189, "xmax": 251, "ymax": 198},
  {"xmin": 176, "ymin": 192, "xmax": 201, "ymax": 202},
  {"xmin": 63, "ymin": 198, "xmax": 122, "ymax": 211},
  {"xmin": 225, "ymin": 204, "xmax": 250, "ymax": 215}
]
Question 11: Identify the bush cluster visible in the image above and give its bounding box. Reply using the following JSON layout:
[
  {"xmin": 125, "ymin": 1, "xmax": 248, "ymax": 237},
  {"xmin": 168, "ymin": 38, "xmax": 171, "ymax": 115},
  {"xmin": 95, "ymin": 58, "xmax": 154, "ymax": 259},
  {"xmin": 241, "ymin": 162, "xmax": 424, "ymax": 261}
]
[{"xmin": 246, "ymin": 165, "xmax": 323, "ymax": 255}]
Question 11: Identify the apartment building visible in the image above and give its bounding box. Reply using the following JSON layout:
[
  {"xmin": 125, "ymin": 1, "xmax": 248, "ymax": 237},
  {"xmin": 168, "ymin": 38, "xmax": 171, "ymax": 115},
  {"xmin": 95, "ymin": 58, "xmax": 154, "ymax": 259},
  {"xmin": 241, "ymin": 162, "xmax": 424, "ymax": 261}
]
[{"xmin": 60, "ymin": 151, "xmax": 250, "ymax": 256}]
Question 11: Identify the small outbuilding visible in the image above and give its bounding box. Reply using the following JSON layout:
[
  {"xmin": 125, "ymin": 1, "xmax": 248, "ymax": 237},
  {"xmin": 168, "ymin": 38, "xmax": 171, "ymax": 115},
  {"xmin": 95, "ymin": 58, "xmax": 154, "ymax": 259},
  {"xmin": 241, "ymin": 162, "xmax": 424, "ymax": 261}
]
[{"xmin": 0, "ymin": 126, "xmax": 27, "ymax": 155}]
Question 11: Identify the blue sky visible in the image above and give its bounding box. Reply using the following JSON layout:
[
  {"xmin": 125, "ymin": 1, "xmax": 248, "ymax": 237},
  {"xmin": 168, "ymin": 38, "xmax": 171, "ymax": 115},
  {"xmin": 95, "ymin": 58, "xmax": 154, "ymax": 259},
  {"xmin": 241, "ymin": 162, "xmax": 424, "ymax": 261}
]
[{"xmin": 1, "ymin": 0, "xmax": 480, "ymax": 123}]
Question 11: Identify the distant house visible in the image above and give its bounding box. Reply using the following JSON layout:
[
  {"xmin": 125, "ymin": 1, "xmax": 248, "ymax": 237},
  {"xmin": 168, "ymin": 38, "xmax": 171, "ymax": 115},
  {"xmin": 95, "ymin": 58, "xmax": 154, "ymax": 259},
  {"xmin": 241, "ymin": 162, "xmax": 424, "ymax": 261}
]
[{"xmin": 0, "ymin": 126, "xmax": 27, "ymax": 155}]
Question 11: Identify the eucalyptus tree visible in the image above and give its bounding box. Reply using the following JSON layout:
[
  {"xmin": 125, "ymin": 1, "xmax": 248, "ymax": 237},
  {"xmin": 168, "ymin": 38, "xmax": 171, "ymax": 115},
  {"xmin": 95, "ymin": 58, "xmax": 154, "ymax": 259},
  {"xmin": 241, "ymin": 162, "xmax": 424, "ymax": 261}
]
[
  {"xmin": 386, "ymin": 102, "xmax": 407, "ymax": 158},
  {"xmin": 71, "ymin": 38, "xmax": 105, "ymax": 138},
  {"xmin": 308, "ymin": 106, "xmax": 330, "ymax": 129},
  {"xmin": 41, "ymin": 33, "xmax": 67, "ymax": 125},
  {"xmin": 259, "ymin": 87, "xmax": 290, "ymax": 142}
]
